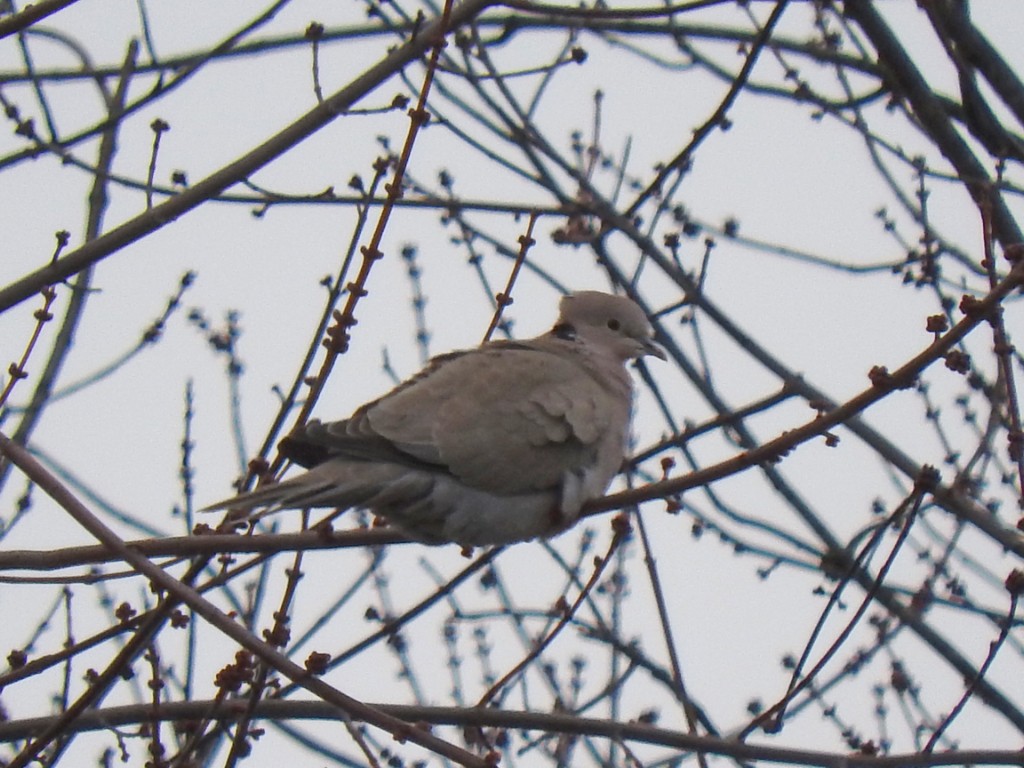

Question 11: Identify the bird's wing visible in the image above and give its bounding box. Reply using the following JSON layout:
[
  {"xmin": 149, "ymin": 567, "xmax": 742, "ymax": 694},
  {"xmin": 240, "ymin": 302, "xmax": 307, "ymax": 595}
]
[{"xmin": 285, "ymin": 341, "xmax": 631, "ymax": 496}]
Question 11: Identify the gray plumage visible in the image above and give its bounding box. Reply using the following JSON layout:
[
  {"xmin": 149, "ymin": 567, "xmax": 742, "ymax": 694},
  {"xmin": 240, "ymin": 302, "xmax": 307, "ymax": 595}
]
[{"xmin": 204, "ymin": 291, "xmax": 664, "ymax": 545}]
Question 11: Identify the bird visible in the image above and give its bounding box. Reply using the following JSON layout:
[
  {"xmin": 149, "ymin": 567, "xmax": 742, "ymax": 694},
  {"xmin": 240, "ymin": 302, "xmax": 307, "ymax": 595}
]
[{"xmin": 203, "ymin": 291, "xmax": 665, "ymax": 546}]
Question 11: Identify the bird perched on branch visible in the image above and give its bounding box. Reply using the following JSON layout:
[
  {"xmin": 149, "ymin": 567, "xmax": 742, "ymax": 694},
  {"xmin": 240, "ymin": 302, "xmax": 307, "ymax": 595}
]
[{"xmin": 204, "ymin": 291, "xmax": 665, "ymax": 546}]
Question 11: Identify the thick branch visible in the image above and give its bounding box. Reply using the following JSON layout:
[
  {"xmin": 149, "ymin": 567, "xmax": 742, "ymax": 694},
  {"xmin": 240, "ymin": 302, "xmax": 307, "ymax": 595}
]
[
  {"xmin": 0, "ymin": 699, "xmax": 1021, "ymax": 768},
  {"xmin": 0, "ymin": 0, "xmax": 496, "ymax": 315}
]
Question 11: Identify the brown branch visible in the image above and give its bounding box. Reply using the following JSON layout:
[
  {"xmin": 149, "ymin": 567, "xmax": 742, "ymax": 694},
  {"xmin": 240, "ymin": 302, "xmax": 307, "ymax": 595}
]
[
  {"xmin": 0, "ymin": 528, "xmax": 404, "ymax": 573},
  {"xmin": 0, "ymin": 551, "xmax": 274, "ymax": 689},
  {"xmin": 477, "ymin": 516, "xmax": 627, "ymax": 708},
  {"xmin": 0, "ymin": 0, "xmax": 497, "ymax": 315},
  {"xmin": 626, "ymin": 0, "xmax": 790, "ymax": 217},
  {"xmin": 482, "ymin": 211, "xmax": 539, "ymax": 342},
  {"xmin": 1, "ymin": 698, "xmax": 1022, "ymax": 768},
  {"xmin": 286, "ymin": 0, "xmax": 469, "ymax": 462},
  {"xmin": 925, "ymin": 590, "xmax": 1019, "ymax": 752},
  {"xmin": 0, "ymin": 0, "xmax": 81, "ymax": 40},
  {"xmin": 931, "ymin": 0, "xmax": 1024, "ymax": 133},
  {"xmin": 252, "ymin": 164, "xmax": 390, "ymax": 472},
  {"xmin": 0, "ymin": 282, "xmax": 57, "ymax": 411},
  {"xmin": 499, "ymin": 0, "xmax": 732, "ymax": 20},
  {"xmin": 0, "ymin": 431, "xmax": 489, "ymax": 768},
  {"xmin": 585, "ymin": 258, "xmax": 1024, "ymax": 559},
  {"xmin": 222, "ymin": 513, "xmax": 314, "ymax": 768},
  {"xmin": 750, "ymin": 474, "xmax": 932, "ymax": 735},
  {"xmin": 843, "ymin": 1, "xmax": 1023, "ymax": 248},
  {"xmin": 632, "ymin": 503, "xmax": 708, "ymax": 766},
  {"xmin": 0, "ymin": 42, "xmax": 136, "ymax": 491}
]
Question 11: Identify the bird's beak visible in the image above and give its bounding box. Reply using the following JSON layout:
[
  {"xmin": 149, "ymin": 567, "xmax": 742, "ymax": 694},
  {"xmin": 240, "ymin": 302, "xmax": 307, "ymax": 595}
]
[{"xmin": 642, "ymin": 338, "xmax": 667, "ymax": 360}]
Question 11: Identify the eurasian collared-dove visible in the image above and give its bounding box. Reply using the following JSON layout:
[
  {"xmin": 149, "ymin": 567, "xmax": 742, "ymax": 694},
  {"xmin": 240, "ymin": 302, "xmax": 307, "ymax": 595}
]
[{"xmin": 204, "ymin": 291, "xmax": 665, "ymax": 545}]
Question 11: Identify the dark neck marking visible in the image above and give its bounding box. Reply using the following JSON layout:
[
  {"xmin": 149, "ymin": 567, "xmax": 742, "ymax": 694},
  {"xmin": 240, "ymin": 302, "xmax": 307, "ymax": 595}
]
[{"xmin": 552, "ymin": 322, "xmax": 577, "ymax": 341}]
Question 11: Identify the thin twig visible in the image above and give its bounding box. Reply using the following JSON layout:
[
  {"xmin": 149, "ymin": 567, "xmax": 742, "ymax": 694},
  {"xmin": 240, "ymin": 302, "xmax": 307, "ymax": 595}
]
[
  {"xmin": 482, "ymin": 211, "xmax": 539, "ymax": 342},
  {"xmin": 0, "ymin": 430, "xmax": 491, "ymax": 768},
  {"xmin": 477, "ymin": 516, "xmax": 629, "ymax": 708}
]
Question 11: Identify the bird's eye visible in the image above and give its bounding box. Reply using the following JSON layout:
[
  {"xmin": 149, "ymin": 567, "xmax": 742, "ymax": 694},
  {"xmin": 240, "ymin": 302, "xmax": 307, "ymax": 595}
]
[{"xmin": 607, "ymin": 318, "xmax": 621, "ymax": 331}]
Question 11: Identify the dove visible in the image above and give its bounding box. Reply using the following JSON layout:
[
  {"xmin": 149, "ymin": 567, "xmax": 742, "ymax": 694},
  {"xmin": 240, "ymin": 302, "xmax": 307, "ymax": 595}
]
[{"xmin": 204, "ymin": 291, "xmax": 665, "ymax": 546}]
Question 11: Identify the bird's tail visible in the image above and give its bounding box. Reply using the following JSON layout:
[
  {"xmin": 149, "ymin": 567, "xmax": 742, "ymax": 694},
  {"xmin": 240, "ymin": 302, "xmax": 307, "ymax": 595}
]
[{"xmin": 200, "ymin": 461, "xmax": 425, "ymax": 524}]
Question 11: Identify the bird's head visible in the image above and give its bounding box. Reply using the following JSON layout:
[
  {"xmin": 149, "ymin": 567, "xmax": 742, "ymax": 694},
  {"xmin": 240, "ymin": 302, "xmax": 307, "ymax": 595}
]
[{"xmin": 553, "ymin": 291, "xmax": 666, "ymax": 363}]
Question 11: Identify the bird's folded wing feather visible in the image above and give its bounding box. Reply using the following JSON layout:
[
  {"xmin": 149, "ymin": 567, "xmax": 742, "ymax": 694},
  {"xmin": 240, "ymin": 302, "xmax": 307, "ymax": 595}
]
[{"xmin": 284, "ymin": 344, "xmax": 624, "ymax": 495}]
